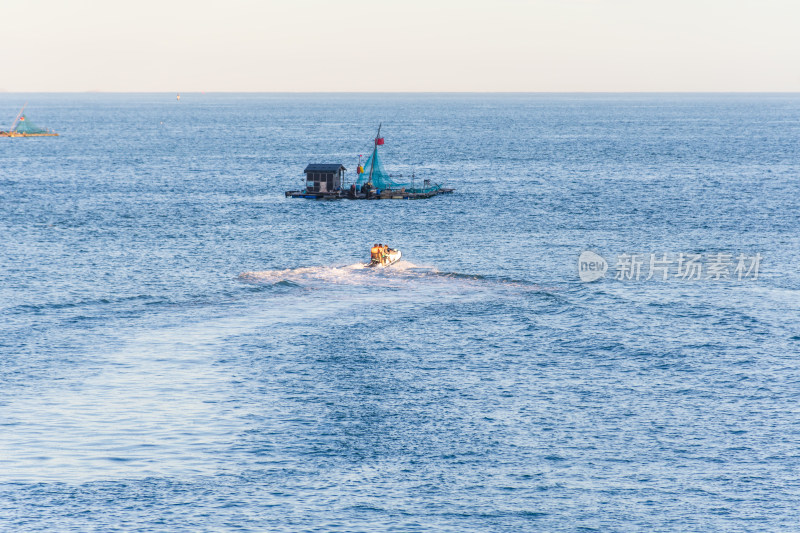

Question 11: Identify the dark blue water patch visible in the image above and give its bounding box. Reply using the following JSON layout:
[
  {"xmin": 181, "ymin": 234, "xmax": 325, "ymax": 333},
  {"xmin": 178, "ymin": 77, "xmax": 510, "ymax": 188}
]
[
  {"xmin": 5, "ymin": 294, "xmax": 161, "ymax": 315},
  {"xmin": 255, "ymin": 279, "xmax": 302, "ymax": 289}
]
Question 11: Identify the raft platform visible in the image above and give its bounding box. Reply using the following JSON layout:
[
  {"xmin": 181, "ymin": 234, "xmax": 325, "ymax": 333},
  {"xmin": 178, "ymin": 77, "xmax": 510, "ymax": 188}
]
[
  {"xmin": 286, "ymin": 161, "xmax": 453, "ymax": 200},
  {"xmin": 2, "ymin": 106, "xmax": 59, "ymax": 137},
  {"xmin": 0, "ymin": 132, "xmax": 59, "ymax": 137},
  {"xmin": 288, "ymin": 129, "xmax": 454, "ymax": 200},
  {"xmin": 285, "ymin": 188, "xmax": 454, "ymax": 200}
]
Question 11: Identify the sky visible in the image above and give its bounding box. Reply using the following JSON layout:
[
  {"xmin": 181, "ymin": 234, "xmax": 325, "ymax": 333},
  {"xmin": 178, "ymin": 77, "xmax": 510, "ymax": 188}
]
[{"xmin": 1, "ymin": 0, "xmax": 799, "ymax": 92}]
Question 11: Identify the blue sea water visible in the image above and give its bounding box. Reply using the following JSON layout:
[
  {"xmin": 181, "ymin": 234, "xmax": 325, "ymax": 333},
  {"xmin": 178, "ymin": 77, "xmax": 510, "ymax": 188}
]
[{"xmin": 1, "ymin": 93, "xmax": 800, "ymax": 532}]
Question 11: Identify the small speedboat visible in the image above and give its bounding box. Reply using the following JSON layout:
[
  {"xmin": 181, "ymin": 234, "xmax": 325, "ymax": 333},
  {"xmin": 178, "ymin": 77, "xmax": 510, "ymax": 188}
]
[{"xmin": 367, "ymin": 248, "xmax": 402, "ymax": 268}]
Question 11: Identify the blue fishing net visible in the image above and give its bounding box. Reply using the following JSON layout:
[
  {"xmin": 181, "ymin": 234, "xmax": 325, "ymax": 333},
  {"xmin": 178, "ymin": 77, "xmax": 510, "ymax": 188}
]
[
  {"xmin": 14, "ymin": 116, "xmax": 49, "ymax": 134},
  {"xmin": 354, "ymin": 147, "xmax": 441, "ymax": 193}
]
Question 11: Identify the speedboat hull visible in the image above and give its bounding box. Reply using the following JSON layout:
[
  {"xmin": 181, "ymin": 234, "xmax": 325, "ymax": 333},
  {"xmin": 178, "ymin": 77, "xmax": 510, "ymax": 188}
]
[{"xmin": 367, "ymin": 249, "xmax": 402, "ymax": 268}]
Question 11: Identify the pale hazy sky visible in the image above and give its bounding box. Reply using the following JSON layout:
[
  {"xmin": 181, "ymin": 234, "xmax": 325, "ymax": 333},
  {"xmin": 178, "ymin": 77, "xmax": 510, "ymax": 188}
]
[{"xmin": 2, "ymin": 0, "xmax": 798, "ymax": 92}]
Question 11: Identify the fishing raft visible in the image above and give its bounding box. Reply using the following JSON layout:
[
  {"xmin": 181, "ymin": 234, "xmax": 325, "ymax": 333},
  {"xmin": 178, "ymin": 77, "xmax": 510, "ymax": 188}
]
[
  {"xmin": 0, "ymin": 105, "xmax": 58, "ymax": 137},
  {"xmin": 285, "ymin": 125, "xmax": 453, "ymax": 200}
]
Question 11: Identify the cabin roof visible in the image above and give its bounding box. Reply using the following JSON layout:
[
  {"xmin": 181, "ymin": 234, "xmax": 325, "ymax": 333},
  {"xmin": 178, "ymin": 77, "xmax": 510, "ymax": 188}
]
[{"xmin": 304, "ymin": 164, "xmax": 346, "ymax": 173}]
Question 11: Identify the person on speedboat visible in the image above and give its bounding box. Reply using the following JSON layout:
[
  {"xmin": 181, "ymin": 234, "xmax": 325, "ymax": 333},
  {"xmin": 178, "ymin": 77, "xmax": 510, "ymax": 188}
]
[{"xmin": 370, "ymin": 243, "xmax": 381, "ymax": 265}]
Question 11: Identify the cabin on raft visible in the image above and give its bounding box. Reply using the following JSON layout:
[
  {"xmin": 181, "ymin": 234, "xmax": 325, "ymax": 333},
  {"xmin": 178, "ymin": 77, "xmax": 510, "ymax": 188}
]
[{"xmin": 303, "ymin": 164, "xmax": 346, "ymax": 194}]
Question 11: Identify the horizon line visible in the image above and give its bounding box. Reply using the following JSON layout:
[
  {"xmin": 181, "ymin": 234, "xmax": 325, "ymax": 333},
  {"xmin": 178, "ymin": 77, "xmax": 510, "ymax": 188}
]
[{"xmin": 1, "ymin": 90, "xmax": 800, "ymax": 96}]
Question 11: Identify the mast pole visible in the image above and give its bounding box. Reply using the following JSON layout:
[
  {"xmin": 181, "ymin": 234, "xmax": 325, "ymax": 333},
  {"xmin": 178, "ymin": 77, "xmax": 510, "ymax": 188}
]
[
  {"xmin": 367, "ymin": 122, "xmax": 381, "ymax": 186},
  {"xmin": 10, "ymin": 102, "xmax": 26, "ymax": 132}
]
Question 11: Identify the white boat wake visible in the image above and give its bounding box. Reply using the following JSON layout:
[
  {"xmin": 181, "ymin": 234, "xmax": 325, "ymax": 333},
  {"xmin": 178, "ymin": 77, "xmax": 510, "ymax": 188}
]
[{"xmin": 238, "ymin": 261, "xmax": 435, "ymax": 288}]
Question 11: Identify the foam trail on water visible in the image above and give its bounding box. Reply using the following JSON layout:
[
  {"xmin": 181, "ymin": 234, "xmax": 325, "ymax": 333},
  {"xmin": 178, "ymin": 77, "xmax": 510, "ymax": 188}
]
[
  {"xmin": 238, "ymin": 264, "xmax": 373, "ymax": 286},
  {"xmin": 236, "ymin": 262, "xmax": 545, "ymax": 296},
  {"xmin": 387, "ymin": 260, "xmax": 433, "ymax": 272},
  {"xmin": 238, "ymin": 261, "xmax": 437, "ymax": 283}
]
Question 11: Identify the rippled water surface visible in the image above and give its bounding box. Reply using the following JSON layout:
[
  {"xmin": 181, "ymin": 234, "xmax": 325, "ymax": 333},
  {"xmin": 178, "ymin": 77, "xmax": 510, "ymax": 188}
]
[{"xmin": 2, "ymin": 93, "xmax": 800, "ymax": 531}]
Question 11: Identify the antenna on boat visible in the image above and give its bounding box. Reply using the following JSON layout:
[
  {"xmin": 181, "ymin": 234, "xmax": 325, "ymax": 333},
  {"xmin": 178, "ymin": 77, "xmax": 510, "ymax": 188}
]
[{"xmin": 10, "ymin": 102, "xmax": 26, "ymax": 131}]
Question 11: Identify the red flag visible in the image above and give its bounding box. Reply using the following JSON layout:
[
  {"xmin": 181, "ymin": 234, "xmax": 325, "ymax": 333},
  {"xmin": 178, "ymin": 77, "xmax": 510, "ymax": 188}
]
[{"xmin": 375, "ymin": 137, "xmax": 384, "ymax": 145}]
